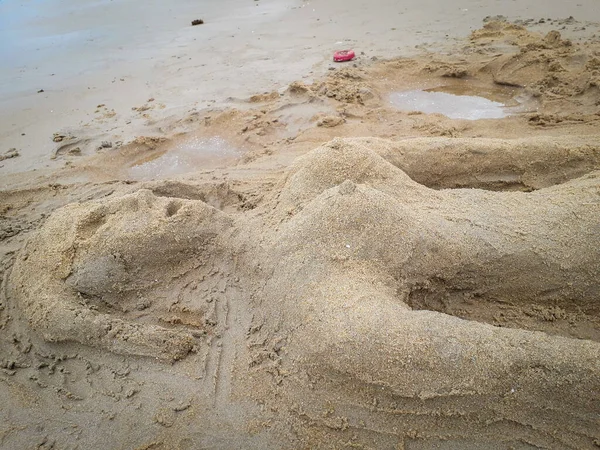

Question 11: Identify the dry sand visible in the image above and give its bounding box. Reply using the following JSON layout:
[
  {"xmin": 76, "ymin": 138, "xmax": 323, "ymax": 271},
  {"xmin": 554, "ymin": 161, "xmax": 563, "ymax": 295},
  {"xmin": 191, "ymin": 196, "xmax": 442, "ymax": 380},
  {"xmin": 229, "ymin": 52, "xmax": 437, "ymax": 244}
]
[{"xmin": 1, "ymin": 2, "xmax": 600, "ymax": 449}]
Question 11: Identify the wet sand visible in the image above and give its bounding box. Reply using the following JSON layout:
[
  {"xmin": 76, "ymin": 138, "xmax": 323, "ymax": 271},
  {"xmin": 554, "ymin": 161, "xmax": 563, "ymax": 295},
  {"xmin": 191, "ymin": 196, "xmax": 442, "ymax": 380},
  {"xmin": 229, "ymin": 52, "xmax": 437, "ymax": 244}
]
[{"xmin": 2, "ymin": 0, "xmax": 600, "ymax": 177}]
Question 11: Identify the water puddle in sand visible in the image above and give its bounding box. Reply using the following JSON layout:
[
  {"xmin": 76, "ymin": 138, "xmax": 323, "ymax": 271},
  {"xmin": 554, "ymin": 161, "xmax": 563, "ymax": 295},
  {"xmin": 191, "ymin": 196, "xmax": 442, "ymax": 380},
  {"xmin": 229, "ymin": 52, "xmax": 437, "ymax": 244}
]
[
  {"xmin": 129, "ymin": 136, "xmax": 239, "ymax": 180},
  {"xmin": 389, "ymin": 83, "xmax": 530, "ymax": 120},
  {"xmin": 274, "ymin": 101, "xmax": 330, "ymax": 136}
]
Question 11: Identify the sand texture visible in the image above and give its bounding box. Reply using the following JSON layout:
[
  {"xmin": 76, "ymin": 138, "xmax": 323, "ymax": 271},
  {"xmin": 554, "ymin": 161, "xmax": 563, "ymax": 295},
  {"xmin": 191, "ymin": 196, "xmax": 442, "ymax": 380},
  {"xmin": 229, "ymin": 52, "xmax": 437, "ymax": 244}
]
[{"xmin": 1, "ymin": 14, "xmax": 600, "ymax": 450}]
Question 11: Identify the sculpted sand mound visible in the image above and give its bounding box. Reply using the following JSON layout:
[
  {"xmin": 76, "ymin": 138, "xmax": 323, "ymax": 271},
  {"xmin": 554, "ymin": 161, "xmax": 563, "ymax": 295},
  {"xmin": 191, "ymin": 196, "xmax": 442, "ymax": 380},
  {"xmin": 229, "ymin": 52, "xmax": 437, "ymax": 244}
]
[
  {"xmin": 257, "ymin": 139, "xmax": 600, "ymax": 447},
  {"xmin": 10, "ymin": 189, "xmax": 234, "ymax": 361},
  {"xmin": 8, "ymin": 137, "xmax": 600, "ymax": 447}
]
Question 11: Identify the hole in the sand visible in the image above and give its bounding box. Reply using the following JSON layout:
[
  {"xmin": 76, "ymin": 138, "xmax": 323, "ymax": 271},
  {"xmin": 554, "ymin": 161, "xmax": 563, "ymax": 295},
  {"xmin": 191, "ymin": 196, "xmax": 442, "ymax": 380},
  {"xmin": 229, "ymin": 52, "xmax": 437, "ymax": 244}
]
[
  {"xmin": 128, "ymin": 136, "xmax": 240, "ymax": 180},
  {"xmin": 165, "ymin": 201, "xmax": 182, "ymax": 217},
  {"xmin": 77, "ymin": 212, "xmax": 107, "ymax": 240},
  {"xmin": 149, "ymin": 181, "xmax": 250, "ymax": 212},
  {"xmin": 389, "ymin": 82, "xmax": 532, "ymax": 120}
]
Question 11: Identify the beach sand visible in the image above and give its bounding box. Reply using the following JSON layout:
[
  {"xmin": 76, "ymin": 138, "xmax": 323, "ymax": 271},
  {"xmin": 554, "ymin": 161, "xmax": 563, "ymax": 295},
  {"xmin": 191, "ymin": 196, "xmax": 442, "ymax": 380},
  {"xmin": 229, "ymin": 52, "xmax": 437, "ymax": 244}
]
[{"xmin": 1, "ymin": 1, "xmax": 600, "ymax": 448}]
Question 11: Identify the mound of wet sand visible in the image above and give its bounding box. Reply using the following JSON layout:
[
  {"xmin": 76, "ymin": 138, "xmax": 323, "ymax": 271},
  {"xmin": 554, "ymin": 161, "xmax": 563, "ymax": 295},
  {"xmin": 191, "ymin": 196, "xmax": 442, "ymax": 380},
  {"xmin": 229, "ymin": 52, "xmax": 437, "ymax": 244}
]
[
  {"xmin": 7, "ymin": 137, "xmax": 600, "ymax": 448},
  {"xmin": 9, "ymin": 190, "xmax": 235, "ymax": 361}
]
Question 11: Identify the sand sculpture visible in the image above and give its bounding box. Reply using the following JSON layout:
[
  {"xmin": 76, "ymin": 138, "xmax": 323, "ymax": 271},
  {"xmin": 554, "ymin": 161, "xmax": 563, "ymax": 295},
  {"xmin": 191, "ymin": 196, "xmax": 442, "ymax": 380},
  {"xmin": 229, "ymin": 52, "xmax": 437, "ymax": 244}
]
[{"xmin": 9, "ymin": 137, "xmax": 600, "ymax": 446}]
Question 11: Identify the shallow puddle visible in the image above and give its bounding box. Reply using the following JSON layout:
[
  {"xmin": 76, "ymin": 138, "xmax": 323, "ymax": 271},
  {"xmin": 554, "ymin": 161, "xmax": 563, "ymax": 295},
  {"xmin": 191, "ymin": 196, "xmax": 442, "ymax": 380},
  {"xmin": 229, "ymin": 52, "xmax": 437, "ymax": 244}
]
[
  {"xmin": 274, "ymin": 101, "xmax": 330, "ymax": 136},
  {"xmin": 129, "ymin": 136, "xmax": 239, "ymax": 180},
  {"xmin": 390, "ymin": 89, "xmax": 510, "ymax": 120}
]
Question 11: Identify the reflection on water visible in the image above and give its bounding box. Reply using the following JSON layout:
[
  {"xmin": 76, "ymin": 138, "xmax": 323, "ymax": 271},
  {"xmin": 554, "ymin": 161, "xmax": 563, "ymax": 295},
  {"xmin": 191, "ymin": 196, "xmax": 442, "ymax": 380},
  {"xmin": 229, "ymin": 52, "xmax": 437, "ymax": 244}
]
[{"xmin": 389, "ymin": 89, "xmax": 510, "ymax": 120}]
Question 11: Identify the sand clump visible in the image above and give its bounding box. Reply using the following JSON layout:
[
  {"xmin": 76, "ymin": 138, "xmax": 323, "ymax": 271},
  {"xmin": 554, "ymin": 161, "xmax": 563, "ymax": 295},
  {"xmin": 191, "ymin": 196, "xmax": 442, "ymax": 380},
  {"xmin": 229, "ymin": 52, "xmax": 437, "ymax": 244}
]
[
  {"xmin": 0, "ymin": 149, "xmax": 20, "ymax": 162},
  {"xmin": 365, "ymin": 135, "xmax": 600, "ymax": 191},
  {"xmin": 288, "ymin": 69, "xmax": 378, "ymax": 106},
  {"xmin": 471, "ymin": 21, "xmax": 600, "ymax": 114}
]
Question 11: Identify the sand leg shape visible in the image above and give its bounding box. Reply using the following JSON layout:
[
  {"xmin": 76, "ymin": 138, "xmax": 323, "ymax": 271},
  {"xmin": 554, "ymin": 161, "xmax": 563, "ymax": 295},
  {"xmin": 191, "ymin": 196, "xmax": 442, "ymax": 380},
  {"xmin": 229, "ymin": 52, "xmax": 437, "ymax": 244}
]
[{"xmin": 255, "ymin": 139, "xmax": 600, "ymax": 446}]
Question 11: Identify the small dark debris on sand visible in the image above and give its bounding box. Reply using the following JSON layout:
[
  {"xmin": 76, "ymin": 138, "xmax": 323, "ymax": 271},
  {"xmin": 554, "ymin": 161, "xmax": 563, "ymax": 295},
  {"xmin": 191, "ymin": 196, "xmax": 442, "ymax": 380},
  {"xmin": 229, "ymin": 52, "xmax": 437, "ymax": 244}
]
[{"xmin": 191, "ymin": 19, "xmax": 204, "ymax": 26}]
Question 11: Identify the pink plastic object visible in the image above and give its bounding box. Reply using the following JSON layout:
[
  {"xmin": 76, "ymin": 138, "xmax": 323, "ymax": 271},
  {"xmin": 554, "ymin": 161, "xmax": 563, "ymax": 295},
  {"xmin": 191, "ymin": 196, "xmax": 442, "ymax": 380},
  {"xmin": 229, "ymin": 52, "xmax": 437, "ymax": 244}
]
[{"xmin": 333, "ymin": 50, "xmax": 356, "ymax": 62}]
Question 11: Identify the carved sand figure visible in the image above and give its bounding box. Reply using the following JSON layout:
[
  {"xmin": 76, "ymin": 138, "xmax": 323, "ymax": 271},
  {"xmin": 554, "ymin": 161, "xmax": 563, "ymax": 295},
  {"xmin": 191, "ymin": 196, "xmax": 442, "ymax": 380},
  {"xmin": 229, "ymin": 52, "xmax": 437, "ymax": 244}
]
[
  {"xmin": 4, "ymin": 14, "xmax": 600, "ymax": 449},
  {"xmin": 9, "ymin": 137, "xmax": 600, "ymax": 448}
]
